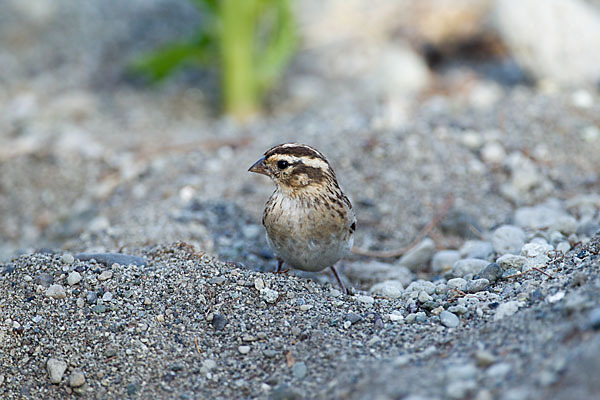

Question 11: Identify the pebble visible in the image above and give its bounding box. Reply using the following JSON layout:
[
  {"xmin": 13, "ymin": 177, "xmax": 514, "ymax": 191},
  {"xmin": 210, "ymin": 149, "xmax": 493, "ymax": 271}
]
[
  {"xmin": 431, "ymin": 250, "xmax": 460, "ymax": 273},
  {"xmin": 492, "ymin": 225, "xmax": 526, "ymax": 255},
  {"xmin": 76, "ymin": 252, "xmax": 147, "ymax": 267},
  {"xmin": 460, "ymin": 240, "xmax": 494, "ymax": 260},
  {"xmin": 329, "ymin": 289, "xmax": 342, "ymax": 298},
  {"xmin": 102, "ymin": 292, "xmax": 113, "ymax": 302},
  {"xmin": 496, "ymin": 254, "xmax": 528, "ymax": 271},
  {"xmin": 260, "ymin": 288, "xmax": 279, "ymax": 304},
  {"xmin": 299, "ymin": 304, "xmax": 312, "ymax": 311},
  {"xmin": 447, "ymin": 278, "xmax": 467, "ymax": 291},
  {"xmin": 369, "ymin": 280, "xmax": 404, "ymax": 299},
  {"xmin": 211, "ymin": 314, "xmax": 228, "ymax": 330},
  {"xmin": 45, "ymin": 284, "xmax": 66, "ymax": 299},
  {"xmin": 238, "ymin": 346, "xmax": 251, "ymax": 354},
  {"xmin": 494, "ymin": 301, "xmax": 522, "ymax": 321},
  {"xmin": 47, "ymin": 358, "xmax": 67, "ymax": 384},
  {"xmin": 356, "ymin": 295, "xmax": 375, "ymax": 305},
  {"xmin": 477, "ymin": 263, "xmax": 503, "ymax": 283},
  {"xmin": 448, "ymin": 305, "xmax": 468, "ymax": 315},
  {"xmin": 440, "ymin": 311, "xmax": 460, "ymax": 328},
  {"xmin": 398, "ymin": 238, "xmax": 435, "ymax": 270},
  {"xmin": 474, "ymin": 350, "xmax": 496, "ymax": 367},
  {"xmin": 405, "ymin": 280, "xmax": 436, "ymax": 294},
  {"xmin": 481, "ymin": 141, "xmax": 506, "ymax": 164},
  {"xmin": 588, "ymin": 307, "xmax": 600, "ymax": 329},
  {"xmin": 389, "ymin": 311, "xmax": 404, "ymax": 322},
  {"xmin": 68, "ymin": 371, "xmax": 85, "ymax": 387},
  {"xmin": 292, "ymin": 361, "xmax": 307, "ymax": 379},
  {"xmin": 513, "ymin": 205, "xmax": 565, "ymax": 230},
  {"xmin": 67, "ymin": 271, "xmax": 82, "ymax": 286},
  {"xmin": 93, "ymin": 305, "xmax": 107, "ymax": 313},
  {"xmin": 452, "ymin": 259, "xmax": 489, "ymax": 278},
  {"xmin": 254, "ymin": 278, "xmax": 265, "ymax": 291},
  {"xmin": 466, "ymin": 279, "xmax": 490, "ymax": 293},
  {"xmin": 202, "ymin": 359, "xmax": 217, "ymax": 372},
  {"xmin": 344, "ymin": 313, "xmax": 362, "ymax": 324},
  {"xmin": 418, "ymin": 291, "xmax": 432, "ymax": 303},
  {"xmin": 98, "ymin": 270, "xmax": 113, "ymax": 281},
  {"xmin": 61, "ymin": 253, "xmax": 75, "ymax": 264},
  {"xmin": 36, "ymin": 273, "xmax": 54, "ymax": 288},
  {"xmin": 76, "ymin": 298, "xmax": 85, "ymax": 308}
]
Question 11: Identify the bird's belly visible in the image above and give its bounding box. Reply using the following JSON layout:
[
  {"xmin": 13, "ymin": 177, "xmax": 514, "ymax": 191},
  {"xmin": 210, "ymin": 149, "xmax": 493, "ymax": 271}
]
[{"xmin": 265, "ymin": 217, "xmax": 352, "ymax": 272}]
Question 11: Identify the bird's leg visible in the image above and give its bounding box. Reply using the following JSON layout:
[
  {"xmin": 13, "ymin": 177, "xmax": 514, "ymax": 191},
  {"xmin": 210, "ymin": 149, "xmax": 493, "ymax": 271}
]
[
  {"xmin": 330, "ymin": 266, "xmax": 351, "ymax": 295},
  {"xmin": 274, "ymin": 258, "xmax": 289, "ymax": 274}
]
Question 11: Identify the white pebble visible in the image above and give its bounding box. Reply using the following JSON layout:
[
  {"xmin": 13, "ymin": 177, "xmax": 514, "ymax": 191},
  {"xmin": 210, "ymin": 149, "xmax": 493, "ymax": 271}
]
[
  {"xmin": 67, "ymin": 271, "xmax": 82, "ymax": 286},
  {"xmin": 47, "ymin": 358, "xmax": 67, "ymax": 384},
  {"xmin": 98, "ymin": 270, "xmax": 113, "ymax": 281},
  {"xmin": 238, "ymin": 345, "xmax": 251, "ymax": 354},
  {"xmin": 45, "ymin": 284, "xmax": 66, "ymax": 299},
  {"xmin": 61, "ymin": 253, "xmax": 75, "ymax": 264}
]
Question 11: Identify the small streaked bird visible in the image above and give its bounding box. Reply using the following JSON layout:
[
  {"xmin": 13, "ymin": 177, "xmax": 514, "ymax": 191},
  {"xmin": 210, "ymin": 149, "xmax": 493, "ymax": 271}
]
[{"xmin": 248, "ymin": 143, "xmax": 356, "ymax": 294}]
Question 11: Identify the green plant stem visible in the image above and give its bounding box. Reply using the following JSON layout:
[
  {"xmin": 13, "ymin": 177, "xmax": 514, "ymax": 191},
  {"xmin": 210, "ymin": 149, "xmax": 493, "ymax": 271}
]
[{"xmin": 221, "ymin": 0, "xmax": 259, "ymax": 120}]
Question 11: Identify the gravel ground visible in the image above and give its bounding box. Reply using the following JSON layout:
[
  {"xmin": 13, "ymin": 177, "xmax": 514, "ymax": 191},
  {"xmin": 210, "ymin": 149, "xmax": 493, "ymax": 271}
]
[{"xmin": 2, "ymin": 1, "xmax": 600, "ymax": 399}]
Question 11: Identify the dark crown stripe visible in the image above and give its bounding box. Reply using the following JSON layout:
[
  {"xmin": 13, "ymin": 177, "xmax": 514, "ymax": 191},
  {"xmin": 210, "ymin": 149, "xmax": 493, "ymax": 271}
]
[{"xmin": 265, "ymin": 144, "xmax": 326, "ymax": 161}]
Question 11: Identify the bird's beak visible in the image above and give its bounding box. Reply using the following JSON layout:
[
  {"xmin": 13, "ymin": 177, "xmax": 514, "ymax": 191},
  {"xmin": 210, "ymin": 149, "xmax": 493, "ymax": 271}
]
[{"xmin": 248, "ymin": 156, "xmax": 268, "ymax": 176}]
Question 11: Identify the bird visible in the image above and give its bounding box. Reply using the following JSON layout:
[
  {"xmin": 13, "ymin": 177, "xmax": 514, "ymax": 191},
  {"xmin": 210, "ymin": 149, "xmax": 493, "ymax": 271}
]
[{"xmin": 248, "ymin": 143, "xmax": 356, "ymax": 294}]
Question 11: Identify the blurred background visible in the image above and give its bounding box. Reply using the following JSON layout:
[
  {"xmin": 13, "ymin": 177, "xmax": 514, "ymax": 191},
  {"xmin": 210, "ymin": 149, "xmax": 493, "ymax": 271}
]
[{"xmin": 1, "ymin": 0, "xmax": 599, "ymax": 272}]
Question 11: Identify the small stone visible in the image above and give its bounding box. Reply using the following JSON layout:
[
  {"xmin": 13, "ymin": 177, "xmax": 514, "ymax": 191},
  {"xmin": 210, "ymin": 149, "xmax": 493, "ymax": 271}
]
[
  {"xmin": 481, "ymin": 141, "xmax": 506, "ymax": 164},
  {"xmin": 86, "ymin": 291, "xmax": 97, "ymax": 304},
  {"xmin": 67, "ymin": 271, "xmax": 82, "ymax": 286},
  {"xmin": 299, "ymin": 304, "xmax": 312, "ymax": 311},
  {"xmin": 344, "ymin": 313, "xmax": 362, "ymax": 324},
  {"xmin": 98, "ymin": 270, "xmax": 113, "ymax": 281},
  {"xmin": 556, "ymin": 241, "xmax": 571, "ymax": 254},
  {"xmin": 45, "ymin": 284, "xmax": 66, "ymax": 299},
  {"xmin": 389, "ymin": 311, "xmax": 404, "ymax": 322},
  {"xmin": 448, "ymin": 305, "xmax": 468, "ymax": 315},
  {"xmin": 460, "ymin": 240, "xmax": 494, "ymax": 260},
  {"xmin": 496, "ymin": 254, "xmax": 528, "ymax": 271},
  {"xmin": 127, "ymin": 383, "xmax": 139, "ymax": 395},
  {"xmin": 477, "ymin": 263, "xmax": 503, "ymax": 283},
  {"xmin": 329, "ymin": 289, "xmax": 342, "ymax": 298},
  {"xmin": 466, "ymin": 279, "xmax": 489, "ymax": 293},
  {"xmin": 211, "ymin": 314, "xmax": 228, "ymax": 330},
  {"xmin": 447, "ymin": 278, "xmax": 467, "ymax": 291},
  {"xmin": 343, "ymin": 320, "xmax": 352, "ymax": 329},
  {"xmin": 494, "ymin": 301, "xmax": 522, "ymax": 321},
  {"xmin": 370, "ymin": 280, "xmax": 404, "ymax": 299},
  {"xmin": 93, "ymin": 305, "xmax": 107, "ymax": 314},
  {"xmin": 431, "ymin": 250, "xmax": 461, "ymax": 273},
  {"xmin": 102, "ymin": 292, "xmax": 113, "ymax": 302},
  {"xmin": 260, "ymin": 288, "xmax": 279, "ymax": 304},
  {"xmin": 475, "ymin": 350, "xmax": 496, "ymax": 368},
  {"xmin": 514, "ymin": 205, "xmax": 565, "ymax": 230},
  {"xmin": 440, "ymin": 311, "xmax": 460, "ymax": 328},
  {"xmin": 418, "ymin": 291, "xmax": 432, "ymax": 303},
  {"xmin": 356, "ymin": 295, "xmax": 375, "ymax": 305},
  {"xmin": 254, "ymin": 278, "xmax": 265, "ymax": 291},
  {"xmin": 588, "ymin": 307, "xmax": 600, "ymax": 329},
  {"xmin": 398, "ymin": 238, "xmax": 435, "ymax": 270},
  {"xmin": 238, "ymin": 346, "xmax": 251, "ymax": 354},
  {"xmin": 69, "ymin": 371, "xmax": 85, "ymax": 387},
  {"xmin": 23, "ymin": 274, "xmax": 33, "ymax": 282},
  {"xmin": 61, "ymin": 253, "xmax": 75, "ymax": 264},
  {"xmin": 76, "ymin": 298, "xmax": 85, "ymax": 308},
  {"xmin": 202, "ymin": 359, "xmax": 217, "ymax": 371},
  {"xmin": 492, "ymin": 225, "xmax": 526, "ymax": 255},
  {"xmin": 36, "ymin": 273, "xmax": 54, "ymax": 288},
  {"xmin": 47, "ymin": 358, "xmax": 67, "ymax": 384},
  {"xmin": 452, "ymin": 259, "xmax": 489, "ymax": 278},
  {"xmin": 292, "ymin": 361, "xmax": 307, "ymax": 379}
]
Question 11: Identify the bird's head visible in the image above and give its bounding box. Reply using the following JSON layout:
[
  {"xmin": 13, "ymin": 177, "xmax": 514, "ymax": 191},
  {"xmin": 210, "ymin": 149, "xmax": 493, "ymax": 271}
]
[{"xmin": 248, "ymin": 143, "xmax": 338, "ymax": 194}]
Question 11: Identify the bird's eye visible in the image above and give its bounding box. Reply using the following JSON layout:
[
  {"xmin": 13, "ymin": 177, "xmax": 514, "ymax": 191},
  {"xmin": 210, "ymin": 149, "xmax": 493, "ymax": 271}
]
[{"xmin": 277, "ymin": 160, "xmax": 289, "ymax": 169}]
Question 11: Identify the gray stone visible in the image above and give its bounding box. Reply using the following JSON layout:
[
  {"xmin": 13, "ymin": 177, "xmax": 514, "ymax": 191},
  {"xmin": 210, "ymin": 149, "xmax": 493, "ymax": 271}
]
[
  {"xmin": 494, "ymin": 0, "xmax": 600, "ymax": 85},
  {"xmin": 98, "ymin": 270, "xmax": 113, "ymax": 281},
  {"xmin": 492, "ymin": 225, "xmax": 526, "ymax": 255},
  {"xmin": 47, "ymin": 358, "xmax": 67, "ymax": 384},
  {"xmin": 452, "ymin": 259, "xmax": 489, "ymax": 278},
  {"xmin": 211, "ymin": 314, "xmax": 228, "ymax": 330},
  {"xmin": 460, "ymin": 240, "xmax": 494, "ymax": 260},
  {"xmin": 68, "ymin": 371, "xmax": 85, "ymax": 387},
  {"xmin": 238, "ymin": 345, "xmax": 251, "ymax": 354},
  {"xmin": 513, "ymin": 205, "xmax": 566, "ymax": 230},
  {"xmin": 589, "ymin": 307, "xmax": 600, "ymax": 329},
  {"xmin": 76, "ymin": 252, "xmax": 147, "ymax": 267},
  {"xmin": 447, "ymin": 278, "xmax": 467, "ymax": 291},
  {"xmin": 398, "ymin": 238, "xmax": 435, "ymax": 270},
  {"xmin": 550, "ymin": 215, "xmax": 578, "ymax": 235},
  {"xmin": 496, "ymin": 254, "xmax": 528, "ymax": 271},
  {"xmin": 35, "ymin": 273, "xmax": 54, "ymax": 288},
  {"xmin": 67, "ymin": 271, "xmax": 82, "ymax": 286},
  {"xmin": 45, "ymin": 284, "xmax": 66, "ymax": 299},
  {"xmin": 440, "ymin": 311, "xmax": 460, "ymax": 328},
  {"xmin": 431, "ymin": 250, "xmax": 461, "ymax": 273},
  {"xmin": 344, "ymin": 260, "xmax": 413, "ymax": 286},
  {"xmin": 61, "ymin": 253, "xmax": 75, "ymax": 264},
  {"xmin": 475, "ymin": 350, "xmax": 496, "ymax": 367},
  {"xmin": 466, "ymin": 278, "xmax": 489, "ymax": 293},
  {"xmin": 494, "ymin": 301, "xmax": 522, "ymax": 321},
  {"xmin": 370, "ymin": 280, "xmax": 403, "ymax": 299},
  {"xmin": 292, "ymin": 361, "xmax": 307, "ymax": 379},
  {"xmin": 477, "ymin": 263, "xmax": 503, "ymax": 283}
]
